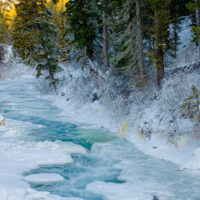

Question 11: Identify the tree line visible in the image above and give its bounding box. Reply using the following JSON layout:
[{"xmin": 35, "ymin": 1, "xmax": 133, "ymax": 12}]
[{"xmin": 0, "ymin": 0, "xmax": 199, "ymax": 89}]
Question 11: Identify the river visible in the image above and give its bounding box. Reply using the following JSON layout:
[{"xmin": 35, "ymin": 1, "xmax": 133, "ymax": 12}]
[{"xmin": 0, "ymin": 77, "xmax": 200, "ymax": 200}]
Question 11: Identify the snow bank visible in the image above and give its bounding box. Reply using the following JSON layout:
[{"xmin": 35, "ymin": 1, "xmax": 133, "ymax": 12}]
[
  {"xmin": 45, "ymin": 62, "xmax": 200, "ymax": 171},
  {"xmin": 52, "ymin": 94, "xmax": 118, "ymax": 132},
  {"xmin": 128, "ymin": 68, "xmax": 200, "ymax": 170}
]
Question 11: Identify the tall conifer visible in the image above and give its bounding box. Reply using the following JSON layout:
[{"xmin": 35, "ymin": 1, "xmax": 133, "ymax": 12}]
[{"xmin": 12, "ymin": 0, "xmax": 60, "ymax": 90}]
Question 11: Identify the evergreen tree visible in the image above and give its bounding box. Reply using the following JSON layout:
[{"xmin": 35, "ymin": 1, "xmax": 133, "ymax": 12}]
[
  {"xmin": 0, "ymin": 13, "xmax": 9, "ymax": 44},
  {"xmin": 186, "ymin": 0, "xmax": 200, "ymax": 59},
  {"xmin": 169, "ymin": 0, "xmax": 190, "ymax": 58},
  {"xmin": 96, "ymin": 0, "xmax": 122, "ymax": 72},
  {"xmin": 65, "ymin": 0, "xmax": 121, "ymax": 71},
  {"xmin": 115, "ymin": 0, "xmax": 137, "ymax": 73},
  {"xmin": 148, "ymin": 0, "xmax": 170, "ymax": 87},
  {"xmin": 135, "ymin": 0, "xmax": 145, "ymax": 81},
  {"xmin": 55, "ymin": 11, "xmax": 68, "ymax": 62},
  {"xmin": 102, "ymin": 0, "xmax": 109, "ymax": 72},
  {"xmin": 0, "ymin": 0, "xmax": 12, "ymax": 44},
  {"xmin": 65, "ymin": 0, "xmax": 100, "ymax": 60},
  {"xmin": 12, "ymin": 0, "xmax": 60, "ymax": 90},
  {"xmin": 47, "ymin": 0, "xmax": 68, "ymax": 62},
  {"xmin": 115, "ymin": 0, "xmax": 146, "ymax": 82}
]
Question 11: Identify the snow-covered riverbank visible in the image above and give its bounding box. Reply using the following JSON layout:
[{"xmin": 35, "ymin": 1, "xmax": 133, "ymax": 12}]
[
  {"xmin": 48, "ymin": 76, "xmax": 200, "ymax": 172},
  {"xmin": 41, "ymin": 17, "xmax": 200, "ymax": 172}
]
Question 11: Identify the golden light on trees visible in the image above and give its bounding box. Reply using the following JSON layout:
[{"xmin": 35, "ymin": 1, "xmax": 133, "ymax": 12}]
[
  {"xmin": 56, "ymin": 0, "xmax": 69, "ymax": 11},
  {"xmin": 0, "ymin": 0, "xmax": 69, "ymax": 28}
]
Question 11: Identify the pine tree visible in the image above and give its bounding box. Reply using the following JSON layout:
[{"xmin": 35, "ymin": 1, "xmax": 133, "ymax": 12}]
[
  {"xmin": 65, "ymin": 0, "xmax": 100, "ymax": 60},
  {"xmin": 47, "ymin": 0, "xmax": 68, "ymax": 62},
  {"xmin": 115, "ymin": 0, "xmax": 146, "ymax": 82},
  {"xmin": 135, "ymin": 0, "xmax": 145, "ymax": 81},
  {"xmin": 0, "ymin": 13, "xmax": 9, "ymax": 43},
  {"xmin": 102, "ymin": 1, "xmax": 109, "ymax": 72},
  {"xmin": 148, "ymin": 0, "xmax": 170, "ymax": 88},
  {"xmin": 0, "ymin": 0, "xmax": 12, "ymax": 44},
  {"xmin": 54, "ymin": 8, "xmax": 68, "ymax": 62},
  {"xmin": 96, "ymin": 0, "xmax": 122, "ymax": 72},
  {"xmin": 186, "ymin": 0, "xmax": 200, "ymax": 59},
  {"xmin": 169, "ymin": 0, "xmax": 190, "ymax": 58},
  {"xmin": 12, "ymin": 0, "xmax": 60, "ymax": 90}
]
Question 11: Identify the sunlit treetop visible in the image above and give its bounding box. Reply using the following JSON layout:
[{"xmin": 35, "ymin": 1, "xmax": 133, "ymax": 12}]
[
  {"xmin": 55, "ymin": 0, "xmax": 69, "ymax": 11},
  {"xmin": 46, "ymin": 0, "xmax": 69, "ymax": 12},
  {"xmin": 0, "ymin": 0, "xmax": 16, "ymax": 28},
  {"xmin": 1, "ymin": 0, "xmax": 69, "ymax": 28}
]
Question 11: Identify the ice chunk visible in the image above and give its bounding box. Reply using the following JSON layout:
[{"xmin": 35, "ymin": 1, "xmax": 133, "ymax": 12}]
[{"xmin": 24, "ymin": 173, "xmax": 65, "ymax": 184}]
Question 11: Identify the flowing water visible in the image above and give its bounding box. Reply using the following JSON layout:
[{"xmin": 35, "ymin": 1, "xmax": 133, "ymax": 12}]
[{"xmin": 1, "ymin": 77, "xmax": 200, "ymax": 200}]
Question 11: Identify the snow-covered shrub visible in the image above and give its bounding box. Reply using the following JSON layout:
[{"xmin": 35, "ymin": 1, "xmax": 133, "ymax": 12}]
[
  {"xmin": 181, "ymin": 86, "xmax": 200, "ymax": 119},
  {"xmin": 134, "ymin": 67, "xmax": 200, "ymax": 143},
  {"xmin": 166, "ymin": 17, "xmax": 198, "ymax": 69},
  {"xmin": 0, "ymin": 45, "xmax": 35, "ymax": 80}
]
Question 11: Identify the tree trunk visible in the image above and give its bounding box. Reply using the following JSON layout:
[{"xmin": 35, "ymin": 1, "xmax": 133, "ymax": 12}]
[
  {"xmin": 155, "ymin": 11, "xmax": 165, "ymax": 88},
  {"xmin": 103, "ymin": 12, "xmax": 109, "ymax": 73},
  {"xmin": 172, "ymin": 21, "xmax": 178, "ymax": 58},
  {"xmin": 156, "ymin": 45, "xmax": 164, "ymax": 88},
  {"xmin": 49, "ymin": 71, "xmax": 57, "ymax": 92},
  {"xmin": 195, "ymin": 0, "xmax": 200, "ymax": 27},
  {"xmin": 135, "ymin": 0, "xmax": 145, "ymax": 81}
]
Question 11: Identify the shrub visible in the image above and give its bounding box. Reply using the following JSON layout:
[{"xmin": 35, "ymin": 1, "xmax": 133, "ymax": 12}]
[{"xmin": 181, "ymin": 86, "xmax": 200, "ymax": 119}]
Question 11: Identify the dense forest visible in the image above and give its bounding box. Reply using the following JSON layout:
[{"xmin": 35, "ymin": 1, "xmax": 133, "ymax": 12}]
[
  {"xmin": 0, "ymin": 0, "xmax": 200, "ymax": 142},
  {"xmin": 0, "ymin": 0, "xmax": 197, "ymax": 86}
]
